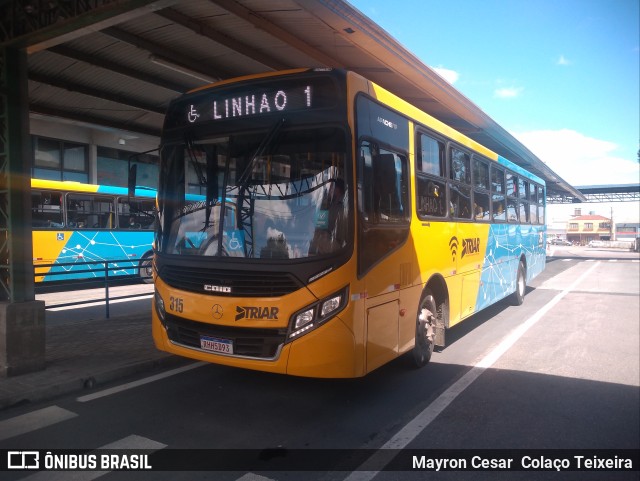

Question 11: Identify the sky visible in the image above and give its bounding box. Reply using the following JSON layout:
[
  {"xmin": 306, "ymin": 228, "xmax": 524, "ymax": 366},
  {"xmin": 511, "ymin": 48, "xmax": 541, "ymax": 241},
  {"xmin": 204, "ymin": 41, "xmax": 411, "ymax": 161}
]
[{"xmin": 349, "ymin": 0, "xmax": 639, "ymax": 222}]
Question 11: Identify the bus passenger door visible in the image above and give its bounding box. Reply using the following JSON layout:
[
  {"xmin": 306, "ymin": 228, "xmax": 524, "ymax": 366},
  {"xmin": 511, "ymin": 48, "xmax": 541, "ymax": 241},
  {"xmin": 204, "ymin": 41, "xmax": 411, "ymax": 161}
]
[{"xmin": 357, "ymin": 144, "xmax": 411, "ymax": 372}]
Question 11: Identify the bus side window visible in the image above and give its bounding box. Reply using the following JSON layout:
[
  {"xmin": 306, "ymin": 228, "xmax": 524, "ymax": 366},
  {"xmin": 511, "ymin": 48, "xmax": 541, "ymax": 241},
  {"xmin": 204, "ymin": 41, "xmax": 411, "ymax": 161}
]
[
  {"xmin": 118, "ymin": 197, "xmax": 155, "ymax": 229},
  {"xmin": 32, "ymin": 191, "xmax": 63, "ymax": 228},
  {"xmin": 493, "ymin": 195, "xmax": 506, "ymax": 221},
  {"xmin": 358, "ymin": 141, "xmax": 410, "ymax": 274},
  {"xmin": 474, "ymin": 191, "xmax": 490, "ymax": 220},
  {"xmin": 417, "ymin": 176, "xmax": 446, "ymax": 217},
  {"xmin": 68, "ymin": 194, "xmax": 114, "ymax": 228},
  {"xmin": 373, "ymin": 153, "xmax": 405, "ymax": 222},
  {"xmin": 416, "ymin": 132, "xmax": 446, "ymax": 219}
]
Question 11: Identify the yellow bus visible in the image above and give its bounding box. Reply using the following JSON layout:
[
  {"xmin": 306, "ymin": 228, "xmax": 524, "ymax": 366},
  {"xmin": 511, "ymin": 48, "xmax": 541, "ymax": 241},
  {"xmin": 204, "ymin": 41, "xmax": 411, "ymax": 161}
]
[{"xmin": 150, "ymin": 68, "xmax": 546, "ymax": 377}]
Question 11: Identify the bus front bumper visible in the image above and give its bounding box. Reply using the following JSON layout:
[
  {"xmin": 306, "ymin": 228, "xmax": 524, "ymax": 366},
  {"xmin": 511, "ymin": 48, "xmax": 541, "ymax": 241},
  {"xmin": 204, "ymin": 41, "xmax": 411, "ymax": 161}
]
[{"xmin": 152, "ymin": 299, "xmax": 361, "ymax": 378}]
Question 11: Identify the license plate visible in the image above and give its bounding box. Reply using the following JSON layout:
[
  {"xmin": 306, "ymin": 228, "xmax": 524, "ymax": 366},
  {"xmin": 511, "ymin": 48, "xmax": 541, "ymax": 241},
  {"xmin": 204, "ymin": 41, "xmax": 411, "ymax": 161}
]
[{"xmin": 200, "ymin": 336, "xmax": 233, "ymax": 355}]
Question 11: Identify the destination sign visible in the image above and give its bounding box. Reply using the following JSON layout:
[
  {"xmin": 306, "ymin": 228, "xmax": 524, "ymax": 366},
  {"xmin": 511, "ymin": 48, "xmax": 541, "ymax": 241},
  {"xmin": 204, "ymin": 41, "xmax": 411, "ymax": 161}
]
[{"xmin": 166, "ymin": 74, "xmax": 339, "ymax": 129}]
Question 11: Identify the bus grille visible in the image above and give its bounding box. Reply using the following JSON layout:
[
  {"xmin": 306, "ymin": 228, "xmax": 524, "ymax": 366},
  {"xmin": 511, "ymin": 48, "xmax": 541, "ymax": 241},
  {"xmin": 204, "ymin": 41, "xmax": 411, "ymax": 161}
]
[
  {"xmin": 164, "ymin": 314, "xmax": 287, "ymax": 359},
  {"xmin": 158, "ymin": 265, "xmax": 302, "ymax": 297}
]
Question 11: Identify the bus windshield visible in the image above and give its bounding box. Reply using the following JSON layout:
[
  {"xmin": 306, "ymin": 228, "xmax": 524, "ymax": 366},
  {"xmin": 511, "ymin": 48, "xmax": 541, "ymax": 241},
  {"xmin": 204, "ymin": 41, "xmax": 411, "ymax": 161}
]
[{"xmin": 158, "ymin": 126, "xmax": 349, "ymax": 260}]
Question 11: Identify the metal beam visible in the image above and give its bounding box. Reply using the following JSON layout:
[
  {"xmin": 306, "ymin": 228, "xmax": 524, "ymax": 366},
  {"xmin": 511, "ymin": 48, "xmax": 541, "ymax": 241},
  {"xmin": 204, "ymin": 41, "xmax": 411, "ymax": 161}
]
[
  {"xmin": 0, "ymin": 47, "xmax": 35, "ymax": 302},
  {"xmin": 28, "ymin": 72, "xmax": 167, "ymax": 115},
  {"xmin": 101, "ymin": 26, "xmax": 228, "ymax": 81},
  {"xmin": 48, "ymin": 45, "xmax": 187, "ymax": 93},
  {"xmin": 29, "ymin": 104, "xmax": 162, "ymax": 138},
  {"xmin": 212, "ymin": 0, "xmax": 342, "ymax": 68},
  {"xmin": 156, "ymin": 8, "xmax": 290, "ymax": 72},
  {"xmin": 0, "ymin": 0, "xmax": 178, "ymax": 53}
]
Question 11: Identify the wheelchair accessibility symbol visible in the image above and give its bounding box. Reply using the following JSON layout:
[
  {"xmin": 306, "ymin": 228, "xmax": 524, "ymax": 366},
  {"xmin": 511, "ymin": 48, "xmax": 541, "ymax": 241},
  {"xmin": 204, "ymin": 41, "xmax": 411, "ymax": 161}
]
[
  {"xmin": 187, "ymin": 105, "xmax": 200, "ymax": 123},
  {"xmin": 229, "ymin": 234, "xmax": 241, "ymax": 250},
  {"xmin": 225, "ymin": 230, "xmax": 244, "ymax": 254}
]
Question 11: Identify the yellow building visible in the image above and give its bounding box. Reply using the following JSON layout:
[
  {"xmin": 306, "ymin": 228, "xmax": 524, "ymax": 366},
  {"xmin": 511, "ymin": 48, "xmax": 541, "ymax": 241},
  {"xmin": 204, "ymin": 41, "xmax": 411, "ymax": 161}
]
[{"xmin": 566, "ymin": 213, "xmax": 612, "ymax": 245}]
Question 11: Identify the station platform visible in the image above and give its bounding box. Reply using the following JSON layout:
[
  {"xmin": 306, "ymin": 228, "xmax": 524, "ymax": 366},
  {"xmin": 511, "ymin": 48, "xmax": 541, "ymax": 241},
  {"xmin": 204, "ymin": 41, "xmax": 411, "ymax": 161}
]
[{"xmin": 0, "ymin": 312, "xmax": 179, "ymax": 411}]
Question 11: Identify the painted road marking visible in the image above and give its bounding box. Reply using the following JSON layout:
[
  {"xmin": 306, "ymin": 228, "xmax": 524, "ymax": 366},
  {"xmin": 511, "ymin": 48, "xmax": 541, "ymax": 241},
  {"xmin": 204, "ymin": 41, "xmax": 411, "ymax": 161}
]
[
  {"xmin": 343, "ymin": 262, "xmax": 600, "ymax": 480},
  {"xmin": 77, "ymin": 362, "xmax": 206, "ymax": 403},
  {"xmin": 0, "ymin": 406, "xmax": 77, "ymax": 442}
]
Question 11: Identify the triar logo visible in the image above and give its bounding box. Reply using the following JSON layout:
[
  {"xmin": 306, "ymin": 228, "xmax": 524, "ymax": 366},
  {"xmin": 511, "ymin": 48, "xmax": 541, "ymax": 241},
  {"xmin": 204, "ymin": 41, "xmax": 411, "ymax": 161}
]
[
  {"xmin": 461, "ymin": 237, "xmax": 481, "ymax": 258},
  {"xmin": 235, "ymin": 306, "xmax": 279, "ymax": 321},
  {"xmin": 449, "ymin": 236, "xmax": 480, "ymax": 260}
]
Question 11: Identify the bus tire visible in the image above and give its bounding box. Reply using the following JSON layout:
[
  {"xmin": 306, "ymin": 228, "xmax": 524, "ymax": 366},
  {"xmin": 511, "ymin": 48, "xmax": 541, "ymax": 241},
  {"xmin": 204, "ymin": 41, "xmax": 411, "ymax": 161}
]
[
  {"xmin": 139, "ymin": 252, "xmax": 154, "ymax": 284},
  {"xmin": 509, "ymin": 261, "xmax": 526, "ymax": 306},
  {"xmin": 410, "ymin": 291, "xmax": 436, "ymax": 368}
]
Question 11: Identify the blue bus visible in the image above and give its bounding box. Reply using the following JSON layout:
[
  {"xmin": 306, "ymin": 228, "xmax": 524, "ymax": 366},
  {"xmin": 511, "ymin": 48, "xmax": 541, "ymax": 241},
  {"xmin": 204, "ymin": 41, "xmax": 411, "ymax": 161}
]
[{"xmin": 31, "ymin": 179, "xmax": 156, "ymax": 282}]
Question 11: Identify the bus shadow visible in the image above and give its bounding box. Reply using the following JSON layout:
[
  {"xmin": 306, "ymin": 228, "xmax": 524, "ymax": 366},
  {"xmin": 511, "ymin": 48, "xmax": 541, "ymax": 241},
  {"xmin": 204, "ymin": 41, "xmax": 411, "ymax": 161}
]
[
  {"xmin": 181, "ymin": 352, "xmax": 638, "ymax": 454},
  {"xmin": 436, "ymin": 290, "xmax": 534, "ymax": 351}
]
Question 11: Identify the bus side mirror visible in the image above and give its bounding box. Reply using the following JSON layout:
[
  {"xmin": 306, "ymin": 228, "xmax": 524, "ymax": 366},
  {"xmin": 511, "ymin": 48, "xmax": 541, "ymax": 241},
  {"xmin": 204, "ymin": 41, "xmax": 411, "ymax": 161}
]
[{"xmin": 128, "ymin": 164, "xmax": 137, "ymax": 199}]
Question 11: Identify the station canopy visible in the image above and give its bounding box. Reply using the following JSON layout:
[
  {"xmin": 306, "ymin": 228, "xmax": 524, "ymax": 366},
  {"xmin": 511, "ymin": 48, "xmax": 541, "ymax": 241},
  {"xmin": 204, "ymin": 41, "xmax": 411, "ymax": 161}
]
[{"xmin": 1, "ymin": 0, "xmax": 586, "ymax": 202}]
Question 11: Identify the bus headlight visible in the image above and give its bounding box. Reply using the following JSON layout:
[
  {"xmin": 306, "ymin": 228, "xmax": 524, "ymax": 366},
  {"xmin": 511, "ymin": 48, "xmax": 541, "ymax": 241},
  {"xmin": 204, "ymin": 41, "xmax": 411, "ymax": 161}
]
[
  {"xmin": 154, "ymin": 289, "xmax": 166, "ymax": 322},
  {"xmin": 288, "ymin": 286, "xmax": 348, "ymax": 340},
  {"xmin": 294, "ymin": 308, "xmax": 315, "ymax": 330},
  {"xmin": 321, "ymin": 294, "xmax": 342, "ymax": 317}
]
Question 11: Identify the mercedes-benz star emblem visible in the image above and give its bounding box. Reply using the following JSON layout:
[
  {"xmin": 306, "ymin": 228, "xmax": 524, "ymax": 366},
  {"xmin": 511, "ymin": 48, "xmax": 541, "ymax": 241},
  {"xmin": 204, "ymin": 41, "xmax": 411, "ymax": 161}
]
[{"xmin": 212, "ymin": 304, "xmax": 223, "ymax": 320}]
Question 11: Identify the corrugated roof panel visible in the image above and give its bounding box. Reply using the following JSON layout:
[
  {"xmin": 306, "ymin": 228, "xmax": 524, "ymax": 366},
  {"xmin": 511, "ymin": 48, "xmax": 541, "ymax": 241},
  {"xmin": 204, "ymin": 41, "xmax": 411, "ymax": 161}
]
[{"xmin": 16, "ymin": 0, "xmax": 583, "ymax": 200}]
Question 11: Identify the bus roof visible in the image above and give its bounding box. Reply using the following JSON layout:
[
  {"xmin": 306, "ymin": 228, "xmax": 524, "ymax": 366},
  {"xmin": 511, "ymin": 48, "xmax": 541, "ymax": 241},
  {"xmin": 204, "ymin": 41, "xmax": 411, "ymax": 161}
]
[{"xmin": 31, "ymin": 179, "xmax": 156, "ymax": 198}]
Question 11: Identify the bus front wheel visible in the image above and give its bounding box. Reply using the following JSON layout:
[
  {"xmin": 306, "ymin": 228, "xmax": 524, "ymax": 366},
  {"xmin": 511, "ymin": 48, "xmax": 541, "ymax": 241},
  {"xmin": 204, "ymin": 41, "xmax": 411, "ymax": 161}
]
[
  {"xmin": 410, "ymin": 292, "xmax": 436, "ymax": 368},
  {"xmin": 139, "ymin": 252, "xmax": 154, "ymax": 284}
]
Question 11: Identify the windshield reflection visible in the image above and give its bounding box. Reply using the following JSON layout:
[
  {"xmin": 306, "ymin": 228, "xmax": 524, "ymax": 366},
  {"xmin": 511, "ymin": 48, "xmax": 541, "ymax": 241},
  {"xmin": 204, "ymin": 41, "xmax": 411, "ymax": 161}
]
[{"xmin": 158, "ymin": 127, "xmax": 349, "ymax": 260}]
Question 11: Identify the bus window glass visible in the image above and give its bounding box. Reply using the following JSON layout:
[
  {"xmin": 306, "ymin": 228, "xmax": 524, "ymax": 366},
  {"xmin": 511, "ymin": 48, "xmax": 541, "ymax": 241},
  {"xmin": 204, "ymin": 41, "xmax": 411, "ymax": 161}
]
[
  {"xmin": 358, "ymin": 141, "xmax": 409, "ymax": 273},
  {"xmin": 31, "ymin": 190, "xmax": 63, "ymax": 228},
  {"xmin": 519, "ymin": 179, "xmax": 528, "ymax": 199},
  {"xmin": 506, "ymin": 173, "xmax": 517, "ymax": 197},
  {"xmin": 418, "ymin": 134, "xmax": 444, "ymax": 177},
  {"xmin": 474, "ymin": 191, "xmax": 490, "ymax": 220},
  {"xmin": 491, "ymin": 167, "xmax": 504, "ymax": 193},
  {"xmin": 493, "ymin": 195, "xmax": 506, "ymax": 221},
  {"xmin": 473, "ymin": 158, "xmax": 490, "ymax": 190},
  {"xmin": 118, "ymin": 197, "xmax": 156, "ymax": 229},
  {"xmin": 417, "ymin": 176, "xmax": 446, "ymax": 217},
  {"xmin": 450, "ymin": 184, "xmax": 472, "ymax": 219},
  {"xmin": 67, "ymin": 194, "xmax": 115, "ymax": 229},
  {"xmin": 506, "ymin": 199, "xmax": 519, "ymax": 222},
  {"xmin": 520, "ymin": 201, "xmax": 530, "ymax": 223},
  {"xmin": 359, "ymin": 142, "xmax": 409, "ymax": 224},
  {"xmin": 529, "ymin": 203, "xmax": 538, "ymax": 224},
  {"xmin": 450, "ymin": 148, "xmax": 470, "ymax": 184}
]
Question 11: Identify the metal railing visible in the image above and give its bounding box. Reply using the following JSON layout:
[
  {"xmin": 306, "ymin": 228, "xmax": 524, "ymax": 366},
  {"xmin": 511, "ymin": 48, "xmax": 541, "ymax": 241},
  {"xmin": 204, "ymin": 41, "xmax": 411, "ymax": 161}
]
[{"xmin": 34, "ymin": 258, "xmax": 153, "ymax": 318}]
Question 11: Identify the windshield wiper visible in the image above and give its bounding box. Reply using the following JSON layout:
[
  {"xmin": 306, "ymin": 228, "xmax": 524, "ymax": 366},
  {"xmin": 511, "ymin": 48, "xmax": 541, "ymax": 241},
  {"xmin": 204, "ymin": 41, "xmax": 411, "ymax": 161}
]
[{"xmin": 185, "ymin": 134, "xmax": 207, "ymax": 187}]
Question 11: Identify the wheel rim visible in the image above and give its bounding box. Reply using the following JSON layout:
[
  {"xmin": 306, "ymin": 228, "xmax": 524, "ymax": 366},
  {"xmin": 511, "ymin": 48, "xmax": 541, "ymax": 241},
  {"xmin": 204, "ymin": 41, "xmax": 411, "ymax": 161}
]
[
  {"xmin": 417, "ymin": 297, "xmax": 436, "ymax": 354},
  {"xmin": 144, "ymin": 262, "xmax": 153, "ymax": 278}
]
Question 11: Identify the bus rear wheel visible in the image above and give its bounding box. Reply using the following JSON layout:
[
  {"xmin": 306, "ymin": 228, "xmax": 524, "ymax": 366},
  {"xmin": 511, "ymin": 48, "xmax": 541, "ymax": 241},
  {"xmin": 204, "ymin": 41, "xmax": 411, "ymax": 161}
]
[
  {"xmin": 410, "ymin": 292, "xmax": 436, "ymax": 368},
  {"xmin": 509, "ymin": 261, "xmax": 526, "ymax": 306}
]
